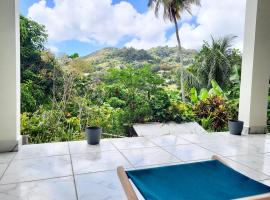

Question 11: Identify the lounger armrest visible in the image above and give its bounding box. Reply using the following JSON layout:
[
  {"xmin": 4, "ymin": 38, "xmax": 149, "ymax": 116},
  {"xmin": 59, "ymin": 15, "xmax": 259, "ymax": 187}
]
[{"xmin": 117, "ymin": 166, "xmax": 139, "ymax": 200}]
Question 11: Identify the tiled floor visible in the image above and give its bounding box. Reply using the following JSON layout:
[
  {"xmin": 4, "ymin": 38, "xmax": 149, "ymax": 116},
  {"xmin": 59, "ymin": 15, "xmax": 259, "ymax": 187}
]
[{"xmin": 1, "ymin": 132, "xmax": 270, "ymax": 199}]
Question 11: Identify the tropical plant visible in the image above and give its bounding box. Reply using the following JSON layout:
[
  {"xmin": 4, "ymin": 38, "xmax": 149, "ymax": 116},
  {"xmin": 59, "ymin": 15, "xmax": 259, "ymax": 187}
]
[
  {"xmin": 190, "ymin": 80, "xmax": 225, "ymax": 104},
  {"xmin": 168, "ymin": 101, "xmax": 195, "ymax": 123},
  {"xmin": 20, "ymin": 15, "xmax": 48, "ymax": 71},
  {"xmin": 227, "ymin": 64, "xmax": 241, "ymax": 99},
  {"xmin": 149, "ymin": 89, "xmax": 171, "ymax": 122},
  {"xmin": 148, "ymin": 0, "xmax": 201, "ymax": 102},
  {"xmin": 105, "ymin": 65, "xmax": 164, "ymax": 123},
  {"xmin": 194, "ymin": 96, "xmax": 231, "ymax": 131},
  {"xmin": 194, "ymin": 36, "xmax": 237, "ymax": 89},
  {"xmin": 21, "ymin": 108, "xmax": 84, "ymax": 143}
]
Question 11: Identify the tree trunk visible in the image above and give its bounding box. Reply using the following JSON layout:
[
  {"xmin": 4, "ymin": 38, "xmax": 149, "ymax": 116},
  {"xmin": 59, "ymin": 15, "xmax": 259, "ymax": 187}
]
[{"xmin": 173, "ymin": 14, "xmax": 186, "ymax": 102}]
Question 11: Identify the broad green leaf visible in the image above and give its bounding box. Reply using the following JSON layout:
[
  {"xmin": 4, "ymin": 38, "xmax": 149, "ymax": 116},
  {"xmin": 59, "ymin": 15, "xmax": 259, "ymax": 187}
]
[
  {"xmin": 210, "ymin": 80, "xmax": 223, "ymax": 96},
  {"xmin": 199, "ymin": 88, "xmax": 209, "ymax": 100},
  {"xmin": 190, "ymin": 87, "xmax": 198, "ymax": 103}
]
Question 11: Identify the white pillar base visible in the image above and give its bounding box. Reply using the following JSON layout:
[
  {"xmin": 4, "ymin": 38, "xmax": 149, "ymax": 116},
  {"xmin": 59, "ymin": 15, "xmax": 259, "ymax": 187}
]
[
  {"xmin": 0, "ymin": 135, "xmax": 22, "ymax": 152},
  {"xmin": 242, "ymin": 126, "xmax": 267, "ymax": 135}
]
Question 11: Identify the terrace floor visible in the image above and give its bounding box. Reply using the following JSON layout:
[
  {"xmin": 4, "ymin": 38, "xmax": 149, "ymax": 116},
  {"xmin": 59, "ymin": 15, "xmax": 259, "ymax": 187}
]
[{"xmin": 1, "ymin": 131, "xmax": 270, "ymax": 199}]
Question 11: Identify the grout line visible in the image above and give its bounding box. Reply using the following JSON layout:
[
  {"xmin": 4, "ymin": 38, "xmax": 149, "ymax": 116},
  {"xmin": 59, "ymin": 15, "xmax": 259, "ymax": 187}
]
[
  {"xmin": 153, "ymin": 144, "xmax": 183, "ymax": 163},
  {"xmin": 13, "ymin": 153, "xmax": 71, "ymax": 161},
  {"xmin": 74, "ymin": 168, "xmax": 134, "ymax": 176},
  {"xmin": 147, "ymin": 135, "xmax": 216, "ymax": 163},
  {"xmin": 68, "ymin": 142, "xmax": 79, "ymax": 200},
  {"xmin": 0, "ymin": 152, "xmax": 17, "ymax": 182},
  {"xmin": 112, "ymin": 137, "xmax": 183, "ymax": 168},
  {"xmin": 0, "ymin": 175, "xmax": 73, "ymax": 186},
  {"xmin": 110, "ymin": 140, "xmax": 136, "ymax": 169}
]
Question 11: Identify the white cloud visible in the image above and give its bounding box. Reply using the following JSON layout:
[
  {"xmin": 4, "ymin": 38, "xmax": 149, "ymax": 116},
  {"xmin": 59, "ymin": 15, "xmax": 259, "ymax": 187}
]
[
  {"xmin": 28, "ymin": 0, "xmax": 246, "ymax": 50},
  {"xmin": 167, "ymin": 0, "xmax": 246, "ymax": 50},
  {"xmin": 46, "ymin": 44, "xmax": 59, "ymax": 53},
  {"xmin": 28, "ymin": 0, "xmax": 172, "ymax": 48}
]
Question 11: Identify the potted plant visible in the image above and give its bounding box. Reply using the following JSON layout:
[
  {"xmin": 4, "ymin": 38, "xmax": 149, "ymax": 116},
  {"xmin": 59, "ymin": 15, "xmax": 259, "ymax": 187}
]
[
  {"xmin": 228, "ymin": 101, "xmax": 243, "ymax": 135},
  {"xmin": 228, "ymin": 119, "xmax": 243, "ymax": 135},
  {"xmin": 85, "ymin": 126, "xmax": 102, "ymax": 145},
  {"xmin": 85, "ymin": 117, "xmax": 102, "ymax": 145}
]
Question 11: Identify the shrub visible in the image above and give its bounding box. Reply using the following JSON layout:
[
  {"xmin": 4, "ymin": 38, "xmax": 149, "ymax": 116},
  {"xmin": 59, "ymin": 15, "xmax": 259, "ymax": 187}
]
[
  {"xmin": 149, "ymin": 89, "xmax": 171, "ymax": 122},
  {"xmin": 85, "ymin": 104, "xmax": 126, "ymax": 136},
  {"xmin": 194, "ymin": 96, "xmax": 230, "ymax": 131},
  {"xmin": 21, "ymin": 108, "xmax": 83, "ymax": 144},
  {"xmin": 107, "ymin": 97, "xmax": 126, "ymax": 108},
  {"xmin": 168, "ymin": 102, "xmax": 195, "ymax": 123}
]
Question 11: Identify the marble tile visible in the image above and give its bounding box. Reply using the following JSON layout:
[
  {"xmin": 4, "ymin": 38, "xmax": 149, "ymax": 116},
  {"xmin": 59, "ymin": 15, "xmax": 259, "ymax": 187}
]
[
  {"xmin": 181, "ymin": 122, "xmax": 208, "ymax": 134},
  {"xmin": 147, "ymin": 135, "xmax": 190, "ymax": 147},
  {"xmin": 120, "ymin": 147, "xmax": 180, "ymax": 167},
  {"xmin": 15, "ymin": 142, "xmax": 69, "ymax": 160},
  {"xmin": 251, "ymin": 143, "xmax": 270, "ymax": 154},
  {"xmin": 221, "ymin": 157, "xmax": 270, "ymax": 181},
  {"xmin": 0, "ymin": 155, "xmax": 72, "ymax": 184},
  {"xmin": 228, "ymin": 154, "xmax": 270, "ymax": 176},
  {"xmin": 133, "ymin": 123, "xmax": 171, "ymax": 137},
  {"xmin": 0, "ymin": 177, "xmax": 76, "ymax": 200},
  {"xmin": 133, "ymin": 122, "xmax": 208, "ymax": 137},
  {"xmin": 71, "ymin": 150, "xmax": 132, "ymax": 174},
  {"xmin": 0, "ymin": 152, "xmax": 16, "ymax": 164},
  {"xmin": 164, "ymin": 144, "xmax": 214, "ymax": 162},
  {"xmin": 75, "ymin": 171, "xmax": 126, "ymax": 200},
  {"xmin": 111, "ymin": 137, "xmax": 156, "ymax": 150},
  {"xmin": 178, "ymin": 133, "xmax": 222, "ymax": 144},
  {"xmin": 198, "ymin": 142, "xmax": 257, "ymax": 157},
  {"xmin": 0, "ymin": 164, "xmax": 8, "ymax": 178},
  {"xmin": 69, "ymin": 139, "xmax": 116, "ymax": 154}
]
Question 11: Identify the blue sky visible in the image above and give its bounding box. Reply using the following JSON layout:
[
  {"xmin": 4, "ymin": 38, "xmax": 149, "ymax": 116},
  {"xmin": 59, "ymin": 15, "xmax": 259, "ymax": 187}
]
[
  {"xmin": 20, "ymin": 0, "xmax": 245, "ymax": 56},
  {"xmin": 20, "ymin": 0, "xmax": 153, "ymax": 56}
]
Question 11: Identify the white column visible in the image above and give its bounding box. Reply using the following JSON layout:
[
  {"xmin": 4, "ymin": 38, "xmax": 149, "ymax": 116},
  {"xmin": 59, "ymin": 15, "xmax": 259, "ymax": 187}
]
[
  {"xmin": 239, "ymin": 0, "xmax": 270, "ymax": 134},
  {"xmin": 0, "ymin": 0, "xmax": 21, "ymax": 152}
]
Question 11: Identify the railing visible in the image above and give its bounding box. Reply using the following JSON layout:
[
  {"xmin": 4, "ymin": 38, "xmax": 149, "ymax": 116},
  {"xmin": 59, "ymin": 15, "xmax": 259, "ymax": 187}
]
[{"xmin": 102, "ymin": 133, "xmax": 126, "ymax": 138}]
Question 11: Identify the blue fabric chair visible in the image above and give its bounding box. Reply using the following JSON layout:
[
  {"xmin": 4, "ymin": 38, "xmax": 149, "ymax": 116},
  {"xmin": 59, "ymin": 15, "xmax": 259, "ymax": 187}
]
[{"xmin": 117, "ymin": 156, "xmax": 270, "ymax": 200}]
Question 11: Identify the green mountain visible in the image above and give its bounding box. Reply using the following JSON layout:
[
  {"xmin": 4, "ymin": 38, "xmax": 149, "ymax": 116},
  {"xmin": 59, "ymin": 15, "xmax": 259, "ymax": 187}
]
[{"xmin": 81, "ymin": 46, "xmax": 197, "ymax": 72}]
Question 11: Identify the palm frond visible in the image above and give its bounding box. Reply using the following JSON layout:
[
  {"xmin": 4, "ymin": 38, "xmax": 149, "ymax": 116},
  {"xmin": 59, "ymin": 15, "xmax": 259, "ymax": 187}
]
[
  {"xmin": 148, "ymin": 0, "xmax": 201, "ymax": 22},
  {"xmin": 181, "ymin": 69, "xmax": 201, "ymax": 88}
]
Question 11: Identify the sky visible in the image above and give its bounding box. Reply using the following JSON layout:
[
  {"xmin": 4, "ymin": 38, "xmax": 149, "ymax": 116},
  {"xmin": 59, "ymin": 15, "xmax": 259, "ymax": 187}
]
[{"xmin": 20, "ymin": 0, "xmax": 247, "ymax": 56}]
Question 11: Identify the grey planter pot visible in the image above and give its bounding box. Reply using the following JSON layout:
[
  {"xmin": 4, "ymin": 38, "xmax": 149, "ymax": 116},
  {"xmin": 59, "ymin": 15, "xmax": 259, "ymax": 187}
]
[
  {"xmin": 228, "ymin": 120, "xmax": 244, "ymax": 135},
  {"xmin": 85, "ymin": 126, "xmax": 102, "ymax": 145}
]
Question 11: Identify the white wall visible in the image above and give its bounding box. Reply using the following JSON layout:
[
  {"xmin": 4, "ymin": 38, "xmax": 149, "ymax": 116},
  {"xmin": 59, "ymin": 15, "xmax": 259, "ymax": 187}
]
[
  {"xmin": 239, "ymin": 0, "xmax": 270, "ymax": 133},
  {"xmin": 0, "ymin": 0, "xmax": 21, "ymax": 151}
]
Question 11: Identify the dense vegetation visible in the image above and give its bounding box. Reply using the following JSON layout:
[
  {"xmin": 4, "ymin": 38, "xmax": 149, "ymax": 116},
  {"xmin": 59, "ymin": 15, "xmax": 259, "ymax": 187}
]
[{"xmin": 20, "ymin": 16, "xmax": 269, "ymax": 144}]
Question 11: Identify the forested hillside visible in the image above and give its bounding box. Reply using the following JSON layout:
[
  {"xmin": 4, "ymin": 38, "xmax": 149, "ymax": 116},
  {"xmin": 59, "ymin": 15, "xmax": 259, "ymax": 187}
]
[{"xmin": 81, "ymin": 46, "xmax": 196, "ymax": 70}]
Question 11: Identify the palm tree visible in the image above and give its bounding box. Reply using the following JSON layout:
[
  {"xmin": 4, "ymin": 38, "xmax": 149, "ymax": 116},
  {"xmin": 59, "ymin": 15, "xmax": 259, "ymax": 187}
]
[
  {"xmin": 195, "ymin": 36, "xmax": 236, "ymax": 89},
  {"xmin": 148, "ymin": 0, "xmax": 201, "ymax": 102}
]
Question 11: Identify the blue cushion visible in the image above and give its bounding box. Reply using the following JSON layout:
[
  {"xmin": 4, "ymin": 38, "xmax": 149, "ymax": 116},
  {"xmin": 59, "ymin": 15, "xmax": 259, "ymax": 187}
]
[{"xmin": 127, "ymin": 160, "xmax": 270, "ymax": 200}]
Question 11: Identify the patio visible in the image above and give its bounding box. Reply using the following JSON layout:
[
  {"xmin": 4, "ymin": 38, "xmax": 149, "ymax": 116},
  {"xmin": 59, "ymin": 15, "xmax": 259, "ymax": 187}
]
[{"xmin": 1, "ymin": 132, "xmax": 270, "ymax": 199}]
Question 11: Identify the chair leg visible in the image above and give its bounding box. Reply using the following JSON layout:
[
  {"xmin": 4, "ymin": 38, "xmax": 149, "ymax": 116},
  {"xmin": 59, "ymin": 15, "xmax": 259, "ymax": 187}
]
[{"xmin": 117, "ymin": 166, "xmax": 139, "ymax": 200}]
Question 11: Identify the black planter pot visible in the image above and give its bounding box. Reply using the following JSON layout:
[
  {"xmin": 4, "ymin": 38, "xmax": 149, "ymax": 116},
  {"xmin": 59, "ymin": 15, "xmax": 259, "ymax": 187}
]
[
  {"xmin": 85, "ymin": 126, "xmax": 102, "ymax": 145},
  {"xmin": 123, "ymin": 124, "xmax": 137, "ymax": 137},
  {"xmin": 228, "ymin": 120, "xmax": 244, "ymax": 135}
]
